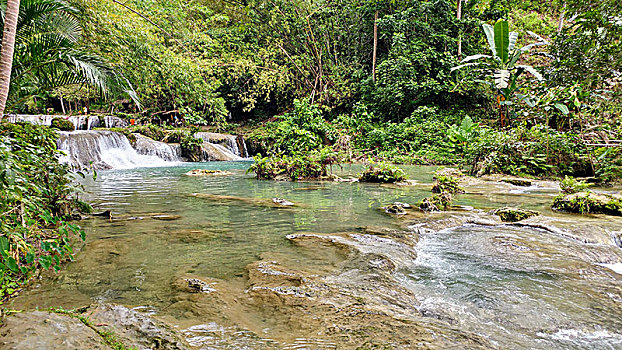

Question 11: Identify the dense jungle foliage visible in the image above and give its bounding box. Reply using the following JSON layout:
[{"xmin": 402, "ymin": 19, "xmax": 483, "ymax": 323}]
[{"xmin": 5, "ymin": 0, "xmax": 614, "ymax": 180}]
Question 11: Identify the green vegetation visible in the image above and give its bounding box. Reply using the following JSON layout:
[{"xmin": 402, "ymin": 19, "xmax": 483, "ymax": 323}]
[
  {"xmin": 359, "ymin": 161, "xmax": 407, "ymax": 184},
  {"xmin": 553, "ymin": 192, "xmax": 622, "ymax": 216},
  {"xmin": 559, "ymin": 176, "xmax": 589, "ymax": 194},
  {"xmin": 50, "ymin": 118, "xmax": 75, "ymax": 131},
  {"xmin": 419, "ymin": 169, "xmax": 464, "ymax": 211},
  {"xmin": 0, "ymin": 123, "xmax": 88, "ymax": 301},
  {"xmin": 248, "ymin": 148, "xmax": 337, "ymax": 181},
  {"xmin": 0, "ymin": 0, "xmax": 617, "ymax": 183}
]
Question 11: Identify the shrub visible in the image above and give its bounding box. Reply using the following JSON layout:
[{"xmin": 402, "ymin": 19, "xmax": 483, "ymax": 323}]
[
  {"xmin": 359, "ymin": 161, "xmax": 407, "ymax": 183},
  {"xmin": 248, "ymin": 148, "xmax": 338, "ymax": 181},
  {"xmin": 0, "ymin": 123, "xmax": 87, "ymax": 301},
  {"xmin": 50, "ymin": 117, "xmax": 75, "ymax": 131},
  {"xmin": 559, "ymin": 175, "xmax": 589, "ymax": 194},
  {"xmin": 432, "ymin": 174, "xmax": 464, "ymax": 194}
]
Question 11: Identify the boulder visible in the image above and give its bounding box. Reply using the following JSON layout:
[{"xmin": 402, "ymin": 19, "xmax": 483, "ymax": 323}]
[{"xmin": 490, "ymin": 207, "xmax": 539, "ymax": 222}]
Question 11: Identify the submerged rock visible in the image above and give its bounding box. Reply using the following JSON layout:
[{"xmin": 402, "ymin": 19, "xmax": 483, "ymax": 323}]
[
  {"xmin": 184, "ymin": 169, "xmax": 233, "ymax": 176},
  {"xmin": 501, "ymin": 178, "xmax": 532, "ymax": 187},
  {"xmin": 491, "ymin": 207, "xmax": 540, "ymax": 222},
  {"xmin": 553, "ymin": 191, "xmax": 622, "ymax": 216},
  {"xmin": 272, "ymin": 197, "xmax": 295, "ymax": 206}
]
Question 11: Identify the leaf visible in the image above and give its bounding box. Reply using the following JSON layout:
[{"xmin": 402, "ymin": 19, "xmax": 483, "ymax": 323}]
[
  {"xmin": 6, "ymin": 257, "xmax": 18, "ymax": 273},
  {"xmin": 554, "ymin": 103, "xmax": 570, "ymax": 115},
  {"xmin": 0, "ymin": 237, "xmax": 9, "ymax": 253},
  {"xmin": 482, "ymin": 23, "xmax": 497, "ymax": 57},
  {"xmin": 516, "ymin": 65, "xmax": 543, "ymax": 81},
  {"xmin": 494, "ymin": 69, "xmax": 511, "ymax": 89},
  {"xmin": 508, "ymin": 31, "xmax": 519, "ymax": 53},
  {"xmin": 39, "ymin": 256, "xmax": 52, "ymax": 270},
  {"xmin": 460, "ymin": 54, "xmax": 492, "ymax": 63},
  {"xmin": 494, "ymin": 20, "xmax": 510, "ymax": 63},
  {"xmin": 450, "ymin": 62, "xmax": 487, "ymax": 72}
]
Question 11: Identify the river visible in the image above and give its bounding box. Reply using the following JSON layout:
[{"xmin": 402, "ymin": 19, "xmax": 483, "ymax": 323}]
[{"xmin": 10, "ymin": 162, "xmax": 622, "ymax": 349}]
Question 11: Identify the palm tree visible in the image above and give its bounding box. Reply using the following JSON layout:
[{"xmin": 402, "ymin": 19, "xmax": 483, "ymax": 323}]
[
  {"xmin": 451, "ymin": 20, "xmax": 547, "ymax": 126},
  {"xmin": 0, "ymin": 0, "xmax": 140, "ymax": 114},
  {"xmin": 0, "ymin": 0, "xmax": 21, "ymax": 118}
]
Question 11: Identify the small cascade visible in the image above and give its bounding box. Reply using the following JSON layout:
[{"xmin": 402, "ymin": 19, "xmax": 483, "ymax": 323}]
[
  {"xmin": 104, "ymin": 116, "xmax": 128, "ymax": 128},
  {"xmin": 195, "ymin": 132, "xmax": 250, "ymax": 158},
  {"xmin": 133, "ymin": 134, "xmax": 183, "ymax": 162},
  {"xmin": 7, "ymin": 114, "xmax": 54, "ymax": 126},
  {"xmin": 200, "ymin": 142, "xmax": 243, "ymax": 161},
  {"xmin": 8, "ymin": 114, "xmax": 104, "ymax": 130},
  {"xmin": 57, "ymin": 131, "xmax": 177, "ymax": 170}
]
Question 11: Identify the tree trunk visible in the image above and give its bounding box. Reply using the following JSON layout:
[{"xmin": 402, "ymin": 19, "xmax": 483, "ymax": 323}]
[
  {"xmin": 0, "ymin": 0, "xmax": 21, "ymax": 118},
  {"xmin": 457, "ymin": 0, "xmax": 462, "ymax": 59},
  {"xmin": 557, "ymin": 2, "xmax": 566, "ymax": 33},
  {"xmin": 372, "ymin": 10, "xmax": 378, "ymax": 82}
]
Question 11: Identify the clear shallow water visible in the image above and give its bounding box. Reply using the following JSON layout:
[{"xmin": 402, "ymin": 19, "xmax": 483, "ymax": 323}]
[{"xmin": 11, "ymin": 162, "xmax": 622, "ymax": 349}]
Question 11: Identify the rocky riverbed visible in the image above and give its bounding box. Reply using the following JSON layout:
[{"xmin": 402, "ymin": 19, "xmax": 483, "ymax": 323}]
[{"xmin": 3, "ymin": 164, "xmax": 621, "ymax": 349}]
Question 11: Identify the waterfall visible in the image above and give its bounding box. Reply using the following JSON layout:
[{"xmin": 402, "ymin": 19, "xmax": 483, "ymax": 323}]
[
  {"xmin": 194, "ymin": 132, "xmax": 250, "ymax": 158},
  {"xmin": 57, "ymin": 131, "xmax": 179, "ymax": 170},
  {"xmin": 133, "ymin": 134, "xmax": 183, "ymax": 162}
]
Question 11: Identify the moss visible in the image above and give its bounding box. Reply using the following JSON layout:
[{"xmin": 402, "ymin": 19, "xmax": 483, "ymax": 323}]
[
  {"xmin": 50, "ymin": 117, "xmax": 75, "ymax": 131},
  {"xmin": 552, "ymin": 191, "xmax": 622, "ymax": 216}
]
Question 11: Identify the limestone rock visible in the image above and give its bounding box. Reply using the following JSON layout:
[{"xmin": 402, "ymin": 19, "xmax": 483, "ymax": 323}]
[{"xmin": 552, "ymin": 191, "xmax": 622, "ymax": 216}]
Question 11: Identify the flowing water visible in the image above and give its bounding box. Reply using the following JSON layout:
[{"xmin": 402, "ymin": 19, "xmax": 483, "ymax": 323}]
[{"xmin": 10, "ymin": 163, "xmax": 622, "ymax": 349}]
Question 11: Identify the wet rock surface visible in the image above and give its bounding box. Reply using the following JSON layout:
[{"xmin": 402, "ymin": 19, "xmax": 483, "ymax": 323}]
[
  {"xmin": 86, "ymin": 304, "xmax": 191, "ymax": 350},
  {"xmin": 0, "ymin": 311, "xmax": 108, "ymax": 350}
]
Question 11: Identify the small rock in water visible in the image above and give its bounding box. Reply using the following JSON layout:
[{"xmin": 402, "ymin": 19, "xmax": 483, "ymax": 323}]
[
  {"xmin": 384, "ymin": 204, "xmax": 407, "ymax": 215},
  {"xmin": 501, "ymin": 178, "xmax": 532, "ymax": 187},
  {"xmin": 185, "ymin": 278, "xmax": 217, "ymax": 293},
  {"xmin": 93, "ymin": 210, "xmax": 112, "ymax": 219},
  {"xmin": 152, "ymin": 215, "xmax": 182, "ymax": 221},
  {"xmin": 490, "ymin": 207, "xmax": 539, "ymax": 222},
  {"xmin": 272, "ymin": 198, "xmax": 295, "ymax": 206},
  {"xmin": 185, "ymin": 169, "xmax": 233, "ymax": 176},
  {"xmin": 393, "ymin": 202, "xmax": 412, "ymax": 209}
]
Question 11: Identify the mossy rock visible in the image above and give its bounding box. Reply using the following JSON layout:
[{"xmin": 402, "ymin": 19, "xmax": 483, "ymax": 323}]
[
  {"xmin": 552, "ymin": 191, "xmax": 622, "ymax": 216},
  {"xmin": 50, "ymin": 117, "xmax": 75, "ymax": 131},
  {"xmin": 490, "ymin": 207, "xmax": 539, "ymax": 222},
  {"xmin": 501, "ymin": 178, "xmax": 532, "ymax": 187}
]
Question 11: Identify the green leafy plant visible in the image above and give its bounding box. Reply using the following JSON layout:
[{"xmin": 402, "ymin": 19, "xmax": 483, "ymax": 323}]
[
  {"xmin": 50, "ymin": 118, "xmax": 75, "ymax": 131},
  {"xmin": 359, "ymin": 160, "xmax": 407, "ymax": 183},
  {"xmin": 0, "ymin": 123, "xmax": 88, "ymax": 301},
  {"xmin": 559, "ymin": 175, "xmax": 589, "ymax": 194},
  {"xmin": 248, "ymin": 148, "xmax": 338, "ymax": 181}
]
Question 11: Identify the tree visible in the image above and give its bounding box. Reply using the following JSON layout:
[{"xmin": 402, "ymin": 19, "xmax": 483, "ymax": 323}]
[
  {"xmin": 3, "ymin": 0, "xmax": 140, "ymax": 113},
  {"xmin": 451, "ymin": 20, "xmax": 547, "ymax": 126},
  {"xmin": 0, "ymin": 0, "xmax": 20, "ymax": 118}
]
